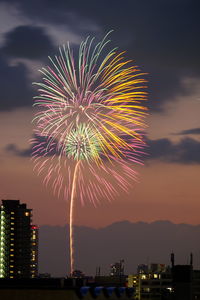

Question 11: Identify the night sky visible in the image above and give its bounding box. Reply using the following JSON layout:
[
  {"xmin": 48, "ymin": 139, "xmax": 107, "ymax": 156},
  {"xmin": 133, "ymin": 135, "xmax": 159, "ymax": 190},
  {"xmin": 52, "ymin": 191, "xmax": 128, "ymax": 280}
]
[{"xmin": 0, "ymin": 0, "xmax": 200, "ymax": 228}]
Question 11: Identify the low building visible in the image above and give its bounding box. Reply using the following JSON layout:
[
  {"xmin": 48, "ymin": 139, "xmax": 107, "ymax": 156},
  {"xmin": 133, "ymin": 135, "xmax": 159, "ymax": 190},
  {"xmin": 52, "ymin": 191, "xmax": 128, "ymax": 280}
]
[
  {"xmin": 128, "ymin": 266, "xmax": 172, "ymax": 300},
  {"xmin": 0, "ymin": 278, "xmax": 135, "ymax": 300}
]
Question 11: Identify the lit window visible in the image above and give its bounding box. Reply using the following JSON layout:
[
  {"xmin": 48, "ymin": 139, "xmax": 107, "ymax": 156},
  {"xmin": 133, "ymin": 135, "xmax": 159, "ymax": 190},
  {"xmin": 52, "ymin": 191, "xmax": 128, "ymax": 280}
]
[
  {"xmin": 11, "ymin": 217, "xmax": 14, "ymax": 220},
  {"xmin": 11, "ymin": 212, "xmax": 15, "ymax": 215},
  {"xmin": 11, "ymin": 228, "xmax": 14, "ymax": 231},
  {"xmin": 10, "ymin": 265, "xmax": 14, "ymax": 268},
  {"xmin": 32, "ymin": 235, "xmax": 36, "ymax": 240},
  {"xmin": 11, "ymin": 223, "xmax": 14, "ymax": 225},
  {"xmin": 25, "ymin": 212, "xmax": 29, "ymax": 217},
  {"xmin": 141, "ymin": 274, "xmax": 147, "ymax": 279},
  {"xmin": 10, "ymin": 276, "xmax": 14, "ymax": 278},
  {"xmin": 11, "ymin": 233, "xmax": 14, "ymax": 235},
  {"xmin": 10, "ymin": 254, "xmax": 14, "ymax": 257},
  {"xmin": 10, "ymin": 244, "xmax": 14, "ymax": 246},
  {"xmin": 153, "ymin": 274, "xmax": 158, "ymax": 279},
  {"xmin": 10, "ymin": 249, "xmax": 14, "ymax": 252},
  {"xmin": 10, "ymin": 271, "xmax": 14, "ymax": 273}
]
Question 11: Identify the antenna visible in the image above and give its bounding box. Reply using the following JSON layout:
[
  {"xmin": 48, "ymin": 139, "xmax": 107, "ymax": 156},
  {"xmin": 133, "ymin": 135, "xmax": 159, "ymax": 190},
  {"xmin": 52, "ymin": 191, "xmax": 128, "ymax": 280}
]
[
  {"xmin": 171, "ymin": 252, "xmax": 175, "ymax": 267},
  {"xmin": 190, "ymin": 253, "xmax": 193, "ymax": 266}
]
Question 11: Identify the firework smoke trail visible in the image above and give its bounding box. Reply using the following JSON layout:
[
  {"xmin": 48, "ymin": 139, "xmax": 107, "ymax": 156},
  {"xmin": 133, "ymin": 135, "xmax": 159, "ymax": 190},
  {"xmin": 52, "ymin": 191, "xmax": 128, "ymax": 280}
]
[{"xmin": 32, "ymin": 32, "xmax": 148, "ymax": 275}]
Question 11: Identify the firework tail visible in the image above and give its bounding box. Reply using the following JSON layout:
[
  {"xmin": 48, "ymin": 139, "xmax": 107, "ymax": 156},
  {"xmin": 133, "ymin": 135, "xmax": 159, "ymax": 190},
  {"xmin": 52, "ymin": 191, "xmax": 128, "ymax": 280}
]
[{"xmin": 69, "ymin": 160, "xmax": 80, "ymax": 275}]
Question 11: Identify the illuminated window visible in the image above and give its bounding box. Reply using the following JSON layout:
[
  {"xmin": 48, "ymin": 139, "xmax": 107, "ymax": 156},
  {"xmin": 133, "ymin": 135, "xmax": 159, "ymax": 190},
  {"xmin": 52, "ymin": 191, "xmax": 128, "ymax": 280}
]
[
  {"xmin": 10, "ymin": 249, "xmax": 14, "ymax": 252},
  {"xmin": 10, "ymin": 254, "xmax": 14, "ymax": 257},
  {"xmin": 10, "ymin": 244, "xmax": 14, "ymax": 246},
  {"xmin": 10, "ymin": 238, "xmax": 14, "ymax": 241},
  {"xmin": 10, "ymin": 276, "xmax": 14, "ymax": 278},
  {"xmin": 10, "ymin": 271, "xmax": 14, "ymax": 273},
  {"xmin": 11, "ymin": 217, "xmax": 14, "ymax": 220},
  {"xmin": 11, "ymin": 212, "xmax": 15, "ymax": 215},
  {"xmin": 11, "ymin": 228, "xmax": 14, "ymax": 231},
  {"xmin": 25, "ymin": 212, "xmax": 29, "ymax": 217},
  {"xmin": 10, "ymin": 265, "xmax": 14, "ymax": 268},
  {"xmin": 32, "ymin": 235, "xmax": 36, "ymax": 240},
  {"xmin": 32, "ymin": 243, "xmax": 36, "ymax": 246},
  {"xmin": 141, "ymin": 274, "xmax": 147, "ymax": 279},
  {"xmin": 11, "ymin": 222, "xmax": 14, "ymax": 225},
  {"xmin": 153, "ymin": 274, "xmax": 158, "ymax": 279}
]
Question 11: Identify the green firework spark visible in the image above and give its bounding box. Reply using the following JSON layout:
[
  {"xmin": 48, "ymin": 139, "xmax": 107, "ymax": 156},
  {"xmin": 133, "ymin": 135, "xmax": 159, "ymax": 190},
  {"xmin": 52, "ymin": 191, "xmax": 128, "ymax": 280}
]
[{"xmin": 65, "ymin": 123, "xmax": 101, "ymax": 161}]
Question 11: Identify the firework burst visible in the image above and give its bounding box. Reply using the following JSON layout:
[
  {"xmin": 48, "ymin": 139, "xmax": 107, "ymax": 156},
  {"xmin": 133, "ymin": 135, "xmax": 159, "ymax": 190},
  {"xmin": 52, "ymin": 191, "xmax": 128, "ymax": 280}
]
[{"xmin": 32, "ymin": 32, "xmax": 148, "ymax": 275}]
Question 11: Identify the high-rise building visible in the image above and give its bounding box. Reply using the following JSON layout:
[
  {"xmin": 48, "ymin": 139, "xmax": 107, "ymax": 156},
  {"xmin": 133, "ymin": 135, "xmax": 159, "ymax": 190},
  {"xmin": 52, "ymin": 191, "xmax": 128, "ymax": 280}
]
[
  {"xmin": 0, "ymin": 199, "xmax": 38, "ymax": 278},
  {"xmin": 30, "ymin": 225, "xmax": 39, "ymax": 278}
]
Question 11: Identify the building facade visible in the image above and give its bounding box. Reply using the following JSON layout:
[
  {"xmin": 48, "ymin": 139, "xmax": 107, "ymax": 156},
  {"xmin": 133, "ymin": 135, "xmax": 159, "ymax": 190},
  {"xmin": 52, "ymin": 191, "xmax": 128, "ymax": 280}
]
[
  {"xmin": 30, "ymin": 225, "xmax": 39, "ymax": 278},
  {"xmin": 0, "ymin": 200, "xmax": 38, "ymax": 278}
]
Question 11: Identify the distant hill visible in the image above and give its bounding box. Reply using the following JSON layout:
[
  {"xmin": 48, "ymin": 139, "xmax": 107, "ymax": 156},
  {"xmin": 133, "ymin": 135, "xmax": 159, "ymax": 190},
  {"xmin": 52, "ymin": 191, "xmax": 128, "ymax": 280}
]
[{"xmin": 38, "ymin": 220, "xmax": 200, "ymax": 277}]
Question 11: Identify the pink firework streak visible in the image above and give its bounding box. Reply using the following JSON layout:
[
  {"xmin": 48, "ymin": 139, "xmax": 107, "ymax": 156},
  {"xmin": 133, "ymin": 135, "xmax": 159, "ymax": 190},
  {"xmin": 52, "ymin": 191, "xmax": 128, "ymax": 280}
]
[{"xmin": 32, "ymin": 33, "xmax": 148, "ymax": 275}]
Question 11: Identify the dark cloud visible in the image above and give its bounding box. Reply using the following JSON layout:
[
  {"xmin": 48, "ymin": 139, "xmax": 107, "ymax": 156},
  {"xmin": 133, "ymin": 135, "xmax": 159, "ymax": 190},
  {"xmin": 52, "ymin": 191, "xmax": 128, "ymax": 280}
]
[
  {"xmin": 5, "ymin": 143, "xmax": 31, "ymax": 157},
  {"xmin": 148, "ymin": 137, "xmax": 200, "ymax": 164},
  {"xmin": 5, "ymin": 136, "xmax": 200, "ymax": 164},
  {"xmin": 0, "ymin": 25, "xmax": 56, "ymax": 111},
  {"xmin": 0, "ymin": 54, "xmax": 33, "ymax": 110},
  {"xmin": 5, "ymin": 134, "xmax": 57, "ymax": 157},
  {"xmin": 175, "ymin": 128, "xmax": 200, "ymax": 135},
  {"xmin": 1, "ymin": 25, "xmax": 55, "ymax": 59},
  {"xmin": 0, "ymin": 0, "xmax": 199, "ymax": 111},
  {"xmin": 1, "ymin": 0, "xmax": 198, "ymax": 109}
]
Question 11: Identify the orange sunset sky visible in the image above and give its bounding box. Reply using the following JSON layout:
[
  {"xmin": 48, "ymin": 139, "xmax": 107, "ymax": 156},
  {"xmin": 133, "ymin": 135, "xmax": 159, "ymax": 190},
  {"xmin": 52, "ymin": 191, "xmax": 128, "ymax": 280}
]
[{"xmin": 0, "ymin": 0, "xmax": 200, "ymax": 228}]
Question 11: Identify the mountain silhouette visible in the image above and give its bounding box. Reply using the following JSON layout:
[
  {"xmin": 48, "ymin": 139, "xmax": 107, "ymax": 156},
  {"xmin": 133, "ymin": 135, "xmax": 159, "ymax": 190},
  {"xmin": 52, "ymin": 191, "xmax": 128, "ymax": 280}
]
[{"xmin": 38, "ymin": 220, "xmax": 200, "ymax": 277}]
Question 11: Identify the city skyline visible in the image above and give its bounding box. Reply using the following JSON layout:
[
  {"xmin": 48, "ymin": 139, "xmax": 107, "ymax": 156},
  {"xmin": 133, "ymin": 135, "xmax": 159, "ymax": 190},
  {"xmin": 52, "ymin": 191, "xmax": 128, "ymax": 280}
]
[{"xmin": 0, "ymin": 0, "xmax": 200, "ymax": 228}]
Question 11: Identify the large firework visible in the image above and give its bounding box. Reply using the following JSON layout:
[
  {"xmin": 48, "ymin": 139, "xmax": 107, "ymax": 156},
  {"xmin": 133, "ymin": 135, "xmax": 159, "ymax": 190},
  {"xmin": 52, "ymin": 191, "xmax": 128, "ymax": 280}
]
[{"xmin": 32, "ymin": 33, "xmax": 148, "ymax": 275}]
